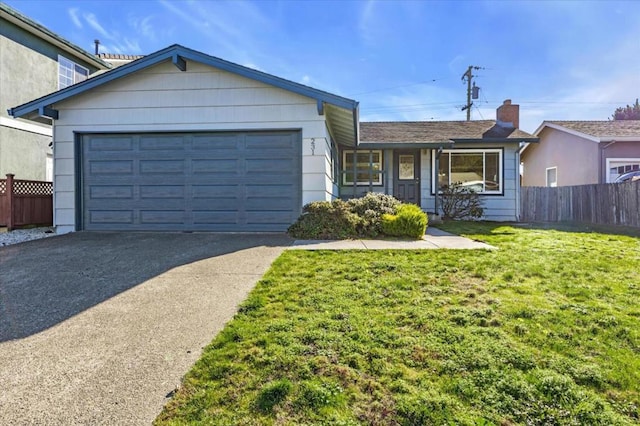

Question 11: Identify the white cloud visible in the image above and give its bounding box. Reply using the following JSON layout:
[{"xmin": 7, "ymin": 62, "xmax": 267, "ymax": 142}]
[
  {"xmin": 68, "ymin": 8, "xmax": 82, "ymax": 29},
  {"xmin": 128, "ymin": 14, "xmax": 156, "ymax": 41}
]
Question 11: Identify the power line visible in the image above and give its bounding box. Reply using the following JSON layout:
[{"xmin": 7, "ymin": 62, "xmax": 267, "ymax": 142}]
[{"xmin": 348, "ymin": 78, "xmax": 450, "ymax": 96}]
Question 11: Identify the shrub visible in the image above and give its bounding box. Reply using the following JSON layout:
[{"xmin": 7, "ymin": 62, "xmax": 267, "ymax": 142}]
[
  {"xmin": 439, "ymin": 182, "xmax": 484, "ymax": 220},
  {"xmin": 380, "ymin": 204, "xmax": 428, "ymax": 239},
  {"xmin": 347, "ymin": 193, "xmax": 401, "ymax": 237},
  {"xmin": 287, "ymin": 200, "xmax": 360, "ymax": 239},
  {"xmin": 288, "ymin": 193, "xmax": 402, "ymax": 239}
]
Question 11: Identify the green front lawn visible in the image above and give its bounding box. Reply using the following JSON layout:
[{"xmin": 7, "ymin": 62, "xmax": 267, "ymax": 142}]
[{"xmin": 156, "ymin": 223, "xmax": 640, "ymax": 425}]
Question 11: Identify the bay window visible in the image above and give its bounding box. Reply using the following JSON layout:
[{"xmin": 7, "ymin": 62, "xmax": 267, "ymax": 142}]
[{"xmin": 433, "ymin": 149, "xmax": 502, "ymax": 194}]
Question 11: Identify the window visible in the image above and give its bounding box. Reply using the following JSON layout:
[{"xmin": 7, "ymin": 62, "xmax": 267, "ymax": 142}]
[
  {"xmin": 546, "ymin": 167, "xmax": 557, "ymax": 187},
  {"xmin": 606, "ymin": 159, "xmax": 640, "ymax": 183},
  {"xmin": 342, "ymin": 150, "xmax": 383, "ymax": 185},
  {"xmin": 58, "ymin": 55, "xmax": 89, "ymax": 89},
  {"xmin": 433, "ymin": 149, "xmax": 502, "ymax": 194}
]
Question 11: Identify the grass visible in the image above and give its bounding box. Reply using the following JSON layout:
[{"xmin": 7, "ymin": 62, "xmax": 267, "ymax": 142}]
[{"xmin": 155, "ymin": 222, "xmax": 640, "ymax": 425}]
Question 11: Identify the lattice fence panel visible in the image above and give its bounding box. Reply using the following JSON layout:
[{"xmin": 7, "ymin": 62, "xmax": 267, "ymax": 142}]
[
  {"xmin": 0, "ymin": 180, "xmax": 6, "ymax": 195},
  {"xmin": 13, "ymin": 180, "xmax": 53, "ymax": 195}
]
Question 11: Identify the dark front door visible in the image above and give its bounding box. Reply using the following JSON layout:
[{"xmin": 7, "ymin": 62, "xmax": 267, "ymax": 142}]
[{"xmin": 393, "ymin": 150, "xmax": 420, "ymax": 204}]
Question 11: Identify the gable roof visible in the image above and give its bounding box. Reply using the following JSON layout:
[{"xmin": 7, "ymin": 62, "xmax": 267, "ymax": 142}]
[
  {"xmin": 8, "ymin": 44, "xmax": 359, "ymax": 146},
  {"xmin": 0, "ymin": 3, "xmax": 111, "ymax": 71},
  {"xmin": 358, "ymin": 120, "xmax": 537, "ymax": 149},
  {"xmin": 533, "ymin": 120, "xmax": 640, "ymax": 142}
]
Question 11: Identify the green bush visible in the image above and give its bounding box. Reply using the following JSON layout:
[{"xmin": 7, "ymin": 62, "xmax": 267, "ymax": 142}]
[
  {"xmin": 347, "ymin": 193, "xmax": 401, "ymax": 237},
  {"xmin": 287, "ymin": 193, "xmax": 401, "ymax": 239},
  {"xmin": 287, "ymin": 200, "xmax": 360, "ymax": 239},
  {"xmin": 380, "ymin": 204, "xmax": 428, "ymax": 239}
]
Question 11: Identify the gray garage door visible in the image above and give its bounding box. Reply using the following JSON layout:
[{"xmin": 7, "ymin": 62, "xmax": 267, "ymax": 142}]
[{"xmin": 80, "ymin": 131, "xmax": 301, "ymax": 231}]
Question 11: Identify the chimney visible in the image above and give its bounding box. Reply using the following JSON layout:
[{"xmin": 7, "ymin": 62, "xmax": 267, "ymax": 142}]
[
  {"xmin": 496, "ymin": 99, "xmax": 519, "ymax": 129},
  {"xmin": 94, "ymin": 39, "xmax": 100, "ymax": 56}
]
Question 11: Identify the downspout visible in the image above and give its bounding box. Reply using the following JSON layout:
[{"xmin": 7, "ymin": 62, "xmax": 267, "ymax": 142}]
[
  {"xmin": 352, "ymin": 103, "xmax": 360, "ymax": 198},
  {"xmin": 515, "ymin": 145, "xmax": 521, "ymax": 221},
  {"xmin": 434, "ymin": 146, "xmax": 444, "ymax": 216},
  {"xmin": 352, "ymin": 145, "xmax": 358, "ymax": 198},
  {"xmin": 601, "ymin": 140, "xmax": 617, "ymax": 183},
  {"xmin": 368, "ymin": 150, "xmax": 373, "ymax": 193}
]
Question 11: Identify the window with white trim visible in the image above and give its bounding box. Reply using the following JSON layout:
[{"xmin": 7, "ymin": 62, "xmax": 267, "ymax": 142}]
[
  {"xmin": 58, "ymin": 55, "xmax": 89, "ymax": 89},
  {"xmin": 546, "ymin": 167, "xmax": 557, "ymax": 187},
  {"xmin": 607, "ymin": 159, "xmax": 640, "ymax": 183},
  {"xmin": 342, "ymin": 150, "xmax": 383, "ymax": 185},
  {"xmin": 433, "ymin": 149, "xmax": 502, "ymax": 194}
]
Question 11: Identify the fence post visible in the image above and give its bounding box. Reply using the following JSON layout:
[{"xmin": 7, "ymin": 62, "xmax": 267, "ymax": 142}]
[{"xmin": 6, "ymin": 174, "xmax": 14, "ymax": 231}]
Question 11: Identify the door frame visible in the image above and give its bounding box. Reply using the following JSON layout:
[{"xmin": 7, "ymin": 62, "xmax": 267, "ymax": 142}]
[{"xmin": 393, "ymin": 149, "xmax": 421, "ymax": 204}]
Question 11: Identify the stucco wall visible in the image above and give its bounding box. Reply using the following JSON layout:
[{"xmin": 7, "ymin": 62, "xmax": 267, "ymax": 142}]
[
  {"xmin": 0, "ymin": 18, "xmax": 100, "ymax": 180},
  {"xmin": 51, "ymin": 60, "xmax": 334, "ymax": 233},
  {"xmin": 601, "ymin": 140, "xmax": 640, "ymax": 182},
  {"xmin": 521, "ymin": 127, "xmax": 599, "ymax": 186}
]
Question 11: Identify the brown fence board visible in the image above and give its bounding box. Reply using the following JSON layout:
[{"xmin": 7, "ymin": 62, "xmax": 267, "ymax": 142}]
[
  {"xmin": 0, "ymin": 174, "xmax": 53, "ymax": 230},
  {"xmin": 521, "ymin": 182, "xmax": 640, "ymax": 228}
]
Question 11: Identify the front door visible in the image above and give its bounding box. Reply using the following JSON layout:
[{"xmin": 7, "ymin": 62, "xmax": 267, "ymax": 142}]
[{"xmin": 393, "ymin": 150, "xmax": 420, "ymax": 204}]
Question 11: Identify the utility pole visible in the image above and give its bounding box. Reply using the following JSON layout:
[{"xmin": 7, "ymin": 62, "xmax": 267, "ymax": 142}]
[{"xmin": 461, "ymin": 65, "xmax": 483, "ymax": 121}]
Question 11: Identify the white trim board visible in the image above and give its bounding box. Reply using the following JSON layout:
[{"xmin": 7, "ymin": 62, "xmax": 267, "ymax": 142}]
[{"xmin": 0, "ymin": 116, "xmax": 52, "ymax": 136}]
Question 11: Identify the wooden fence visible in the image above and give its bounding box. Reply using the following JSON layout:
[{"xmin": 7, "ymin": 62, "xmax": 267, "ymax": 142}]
[
  {"xmin": 0, "ymin": 174, "xmax": 53, "ymax": 231},
  {"xmin": 521, "ymin": 182, "xmax": 640, "ymax": 228}
]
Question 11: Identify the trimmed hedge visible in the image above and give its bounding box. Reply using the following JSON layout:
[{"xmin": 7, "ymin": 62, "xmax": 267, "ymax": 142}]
[{"xmin": 381, "ymin": 204, "xmax": 428, "ymax": 238}]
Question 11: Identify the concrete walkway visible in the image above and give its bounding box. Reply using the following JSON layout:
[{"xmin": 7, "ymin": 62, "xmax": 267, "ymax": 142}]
[{"xmin": 289, "ymin": 227, "xmax": 495, "ymax": 250}]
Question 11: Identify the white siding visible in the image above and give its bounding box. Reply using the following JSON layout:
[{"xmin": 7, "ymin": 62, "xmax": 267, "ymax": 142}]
[{"xmin": 51, "ymin": 60, "xmax": 334, "ymax": 233}]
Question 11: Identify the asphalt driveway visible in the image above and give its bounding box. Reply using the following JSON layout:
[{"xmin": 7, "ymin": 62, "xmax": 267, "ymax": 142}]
[{"xmin": 0, "ymin": 232, "xmax": 290, "ymax": 425}]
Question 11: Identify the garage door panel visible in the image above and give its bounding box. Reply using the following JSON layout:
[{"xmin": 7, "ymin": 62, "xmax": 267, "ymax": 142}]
[
  {"xmin": 90, "ymin": 210, "xmax": 134, "ymax": 224},
  {"xmin": 90, "ymin": 160, "xmax": 134, "ymax": 175},
  {"xmin": 140, "ymin": 210, "xmax": 186, "ymax": 224},
  {"xmin": 193, "ymin": 211, "xmax": 240, "ymax": 224},
  {"xmin": 192, "ymin": 159, "xmax": 239, "ymax": 174},
  {"xmin": 140, "ymin": 185, "xmax": 185, "ymax": 199},
  {"xmin": 89, "ymin": 137, "xmax": 134, "ymax": 151},
  {"xmin": 245, "ymin": 133, "xmax": 295, "ymax": 149},
  {"xmin": 140, "ymin": 160, "xmax": 185, "ymax": 174},
  {"xmin": 246, "ymin": 211, "xmax": 295, "ymax": 224},
  {"xmin": 90, "ymin": 186, "xmax": 134, "ymax": 199},
  {"xmin": 192, "ymin": 135, "xmax": 240, "ymax": 150},
  {"xmin": 82, "ymin": 131, "xmax": 301, "ymax": 231},
  {"xmin": 139, "ymin": 135, "xmax": 186, "ymax": 151}
]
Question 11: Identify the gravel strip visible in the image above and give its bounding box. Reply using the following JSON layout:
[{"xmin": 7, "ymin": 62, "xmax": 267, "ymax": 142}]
[{"xmin": 0, "ymin": 227, "xmax": 56, "ymax": 247}]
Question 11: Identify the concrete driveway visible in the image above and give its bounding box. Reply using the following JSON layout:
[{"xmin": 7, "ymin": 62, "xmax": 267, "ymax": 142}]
[{"xmin": 0, "ymin": 232, "xmax": 289, "ymax": 425}]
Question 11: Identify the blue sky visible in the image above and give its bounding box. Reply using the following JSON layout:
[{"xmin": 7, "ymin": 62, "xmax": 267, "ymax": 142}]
[{"xmin": 6, "ymin": 0, "xmax": 640, "ymax": 133}]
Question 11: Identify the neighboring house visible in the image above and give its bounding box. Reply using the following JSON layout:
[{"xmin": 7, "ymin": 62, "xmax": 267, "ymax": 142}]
[
  {"xmin": 9, "ymin": 44, "xmax": 536, "ymax": 233},
  {"xmin": 98, "ymin": 53, "xmax": 144, "ymax": 68},
  {"xmin": 521, "ymin": 120, "xmax": 640, "ymax": 187},
  {"xmin": 346, "ymin": 100, "xmax": 538, "ymax": 221},
  {"xmin": 0, "ymin": 2, "xmax": 111, "ymax": 181}
]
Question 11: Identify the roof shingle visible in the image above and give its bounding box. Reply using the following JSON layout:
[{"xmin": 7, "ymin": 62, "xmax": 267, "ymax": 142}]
[
  {"xmin": 360, "ymin": 120, "xmax": 535, "ymax": 143},
  {"xmin": 544, "ymin": 120, "xmax": 640, "ymax": 138}
]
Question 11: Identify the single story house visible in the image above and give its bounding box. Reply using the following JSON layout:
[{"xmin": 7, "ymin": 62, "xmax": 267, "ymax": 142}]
[
  {"xmin": 521, "ymin": 120, "xmax": 640, "ymax": 187},
  {"xmin": 10, "ymin": 44, "xmax": 537, "ymax": 233}
]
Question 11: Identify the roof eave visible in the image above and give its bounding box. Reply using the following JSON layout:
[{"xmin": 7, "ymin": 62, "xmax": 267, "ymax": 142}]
[
  {"xmin": 451, "ymin": 137, "xmax": 539, "ymax": 143},
  {"xmin": 9, "ymin": 44, "xmax": 359, "ymax": 127}
]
